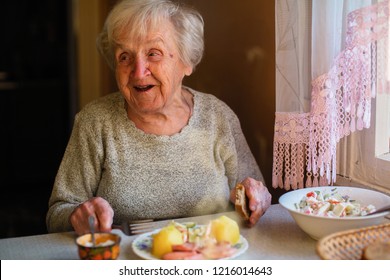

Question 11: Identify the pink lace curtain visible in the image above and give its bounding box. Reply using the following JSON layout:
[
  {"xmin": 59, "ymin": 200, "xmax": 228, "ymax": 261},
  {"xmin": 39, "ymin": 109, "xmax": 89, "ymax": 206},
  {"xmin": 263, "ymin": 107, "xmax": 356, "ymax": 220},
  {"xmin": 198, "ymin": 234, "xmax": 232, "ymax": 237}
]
[{"xmin": 273, "ymin": 0, "xmax": 389, "ymax": 190}]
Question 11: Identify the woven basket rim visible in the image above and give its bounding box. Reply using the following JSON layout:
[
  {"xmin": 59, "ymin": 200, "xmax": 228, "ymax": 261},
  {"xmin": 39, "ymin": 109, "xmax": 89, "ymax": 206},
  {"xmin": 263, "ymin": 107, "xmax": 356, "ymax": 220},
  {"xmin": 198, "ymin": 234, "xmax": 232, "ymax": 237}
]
[{"xmin": 316, "ymin": 223, "xmax": 390, "ymax": 260}]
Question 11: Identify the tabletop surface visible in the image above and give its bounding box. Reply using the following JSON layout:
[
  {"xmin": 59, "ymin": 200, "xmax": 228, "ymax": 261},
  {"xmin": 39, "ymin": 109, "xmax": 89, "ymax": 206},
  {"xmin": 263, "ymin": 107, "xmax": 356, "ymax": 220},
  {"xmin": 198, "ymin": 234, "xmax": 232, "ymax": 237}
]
[{"xmin": 0, "ymin": 204, "xmax": 320, "ymax": 260}]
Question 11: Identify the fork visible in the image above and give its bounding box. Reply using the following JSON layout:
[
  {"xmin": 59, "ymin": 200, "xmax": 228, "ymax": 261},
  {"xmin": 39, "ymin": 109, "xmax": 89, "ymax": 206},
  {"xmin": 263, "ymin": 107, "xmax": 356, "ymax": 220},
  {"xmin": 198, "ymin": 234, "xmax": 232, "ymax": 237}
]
[
  {"xmin": 112, "ymin": 219, "xmax": 158, "ymax": 236},
  {"xmin": 365, "ymin": 205, "xmax": 390, "ymax": 216}
]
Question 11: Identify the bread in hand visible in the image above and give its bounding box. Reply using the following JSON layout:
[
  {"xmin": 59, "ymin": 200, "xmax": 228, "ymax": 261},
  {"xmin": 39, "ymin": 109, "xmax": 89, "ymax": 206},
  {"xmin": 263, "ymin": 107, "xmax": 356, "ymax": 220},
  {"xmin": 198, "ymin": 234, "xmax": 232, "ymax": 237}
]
[
  {"xmin": 362, "ymin": 240, "xmax": 390, "ymax": 260},
  {"xmin": 235, "ymin": 183, "xmax": 251, "ymax": 221}
]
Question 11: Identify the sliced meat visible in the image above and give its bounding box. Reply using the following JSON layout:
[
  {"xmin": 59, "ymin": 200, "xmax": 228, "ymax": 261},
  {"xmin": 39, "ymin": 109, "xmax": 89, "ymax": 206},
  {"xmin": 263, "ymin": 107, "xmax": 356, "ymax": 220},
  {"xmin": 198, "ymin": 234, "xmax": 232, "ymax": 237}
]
[
  {"xmin": 198, "ymin": 241, "xmax": 237, "ymax": 259},
  {"xmin": 172, "ymin": 242, "xmax": 198, "ymax": 252}
]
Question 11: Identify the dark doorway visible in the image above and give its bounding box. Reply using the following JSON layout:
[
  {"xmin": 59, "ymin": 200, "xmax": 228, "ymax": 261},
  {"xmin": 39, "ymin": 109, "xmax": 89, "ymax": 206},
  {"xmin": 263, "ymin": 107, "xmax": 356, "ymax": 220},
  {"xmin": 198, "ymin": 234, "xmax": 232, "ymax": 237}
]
[{"xmin": 0, "ymin": 0, "xmax": 72, "ymax": 238}]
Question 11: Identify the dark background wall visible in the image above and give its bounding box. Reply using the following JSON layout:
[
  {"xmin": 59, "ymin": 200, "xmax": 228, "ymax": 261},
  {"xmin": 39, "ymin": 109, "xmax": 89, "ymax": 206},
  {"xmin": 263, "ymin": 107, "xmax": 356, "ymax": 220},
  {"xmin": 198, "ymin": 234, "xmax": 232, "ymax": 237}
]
[
  {"xmin": 0, "ymin": 0, "xmax": 283, "ymax": 239},
  {"xmin": 0, "ymin": 0, "xmax": 71, "ymax": 238}
]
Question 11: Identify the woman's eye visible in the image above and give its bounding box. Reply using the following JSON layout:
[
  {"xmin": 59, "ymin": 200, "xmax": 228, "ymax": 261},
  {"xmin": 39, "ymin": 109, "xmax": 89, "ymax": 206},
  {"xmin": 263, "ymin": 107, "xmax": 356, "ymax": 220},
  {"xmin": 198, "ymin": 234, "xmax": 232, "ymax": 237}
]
[
  {"xmin": 118, "ymin": 53, "xmax": 131, "ymax": 65},
  {"xmin": 148, "ymin": 51, "xmax": 162, "ymax": 61}
]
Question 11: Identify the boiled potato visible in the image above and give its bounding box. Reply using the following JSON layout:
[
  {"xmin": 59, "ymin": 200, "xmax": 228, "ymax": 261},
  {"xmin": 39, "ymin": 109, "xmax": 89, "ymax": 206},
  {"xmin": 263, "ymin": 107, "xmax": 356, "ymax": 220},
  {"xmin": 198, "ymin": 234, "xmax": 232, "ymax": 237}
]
[
  {"xmin": 151, "ymin": 225, "xmax": 184, "ymax": 258},
  {"xmin": 210, "ymin": 215, "xmax": 240, "ymax": 245}
]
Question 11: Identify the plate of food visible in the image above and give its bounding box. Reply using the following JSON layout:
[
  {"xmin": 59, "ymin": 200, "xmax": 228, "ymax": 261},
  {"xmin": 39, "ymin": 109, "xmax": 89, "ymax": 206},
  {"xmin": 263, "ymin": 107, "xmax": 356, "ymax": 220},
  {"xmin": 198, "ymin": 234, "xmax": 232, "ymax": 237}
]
[{"xmin": 132, "ymin": 216, "xmax": 248, "ymax": 260}]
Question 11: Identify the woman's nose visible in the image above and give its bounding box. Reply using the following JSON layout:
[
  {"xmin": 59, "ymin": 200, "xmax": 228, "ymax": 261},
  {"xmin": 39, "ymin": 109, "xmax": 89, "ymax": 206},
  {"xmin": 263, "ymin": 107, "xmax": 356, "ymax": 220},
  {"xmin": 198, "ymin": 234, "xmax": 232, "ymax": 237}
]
[{"xmin": 132, "ymin": 57, "xmax": 150, "ymax": 78}]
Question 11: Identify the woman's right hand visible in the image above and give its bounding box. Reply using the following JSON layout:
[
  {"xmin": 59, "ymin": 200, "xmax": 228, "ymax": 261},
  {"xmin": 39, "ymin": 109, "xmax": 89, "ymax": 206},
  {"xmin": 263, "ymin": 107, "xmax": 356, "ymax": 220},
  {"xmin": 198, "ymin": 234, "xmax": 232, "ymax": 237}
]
[{"xmin": 70, "ymin": 197, "xmax": 114, "ymax": 235}]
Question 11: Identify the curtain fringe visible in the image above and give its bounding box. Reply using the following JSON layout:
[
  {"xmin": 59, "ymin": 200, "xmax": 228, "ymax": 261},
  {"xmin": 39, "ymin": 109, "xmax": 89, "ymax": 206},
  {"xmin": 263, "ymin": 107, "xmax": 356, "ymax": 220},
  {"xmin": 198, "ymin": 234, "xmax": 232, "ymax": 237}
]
[{"xmin": 273, "ymin": 0, "xmax": 389, "ymax": 190}]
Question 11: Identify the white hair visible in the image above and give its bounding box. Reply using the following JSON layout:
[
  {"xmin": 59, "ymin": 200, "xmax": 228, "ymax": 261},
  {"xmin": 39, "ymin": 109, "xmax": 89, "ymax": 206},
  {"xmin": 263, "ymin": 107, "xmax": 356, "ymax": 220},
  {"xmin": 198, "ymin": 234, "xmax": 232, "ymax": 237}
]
[{"xmin": 96, "ymin": 0, "xmax": 204, "ymax": 71}]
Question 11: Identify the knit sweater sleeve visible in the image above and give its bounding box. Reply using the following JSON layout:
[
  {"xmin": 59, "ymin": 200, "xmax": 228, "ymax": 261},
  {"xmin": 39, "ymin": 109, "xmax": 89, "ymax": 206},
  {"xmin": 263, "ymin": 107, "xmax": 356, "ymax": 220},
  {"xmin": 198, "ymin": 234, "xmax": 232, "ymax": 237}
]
[
  {"xmin": 46, "ymin": 109, "xmax": 104, "ymax": 233},
  {"xmin": 234, "ymin": 119, "xmax": 264, "ymax": 183},
  {"xmin": 224, "ymin": 107, "xmax": 264, "ymax": 186}
]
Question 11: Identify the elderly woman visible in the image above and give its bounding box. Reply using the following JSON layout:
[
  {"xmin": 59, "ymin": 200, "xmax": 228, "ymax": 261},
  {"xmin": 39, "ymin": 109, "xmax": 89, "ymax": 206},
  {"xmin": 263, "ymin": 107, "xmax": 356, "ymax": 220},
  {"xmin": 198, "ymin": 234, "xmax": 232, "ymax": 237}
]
[{"xmin": 46, "ymin": 0, "xmax": 271, "ymax": 235}]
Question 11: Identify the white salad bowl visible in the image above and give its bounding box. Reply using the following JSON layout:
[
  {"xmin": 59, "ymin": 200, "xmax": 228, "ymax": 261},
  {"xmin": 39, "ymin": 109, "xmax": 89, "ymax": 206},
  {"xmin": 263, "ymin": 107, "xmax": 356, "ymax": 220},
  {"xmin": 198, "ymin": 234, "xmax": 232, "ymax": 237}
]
[{"xmin": 279, "ymin": 186, "xmax": 390, "ymax": 240}]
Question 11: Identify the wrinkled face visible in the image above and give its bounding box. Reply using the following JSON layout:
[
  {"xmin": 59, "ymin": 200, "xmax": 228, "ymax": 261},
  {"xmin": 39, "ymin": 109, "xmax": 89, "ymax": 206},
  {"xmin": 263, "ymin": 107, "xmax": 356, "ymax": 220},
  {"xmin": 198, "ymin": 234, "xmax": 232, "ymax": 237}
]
[{"xmin": 114, "ymin": 20, "xmax": 192, "ymax": 114}]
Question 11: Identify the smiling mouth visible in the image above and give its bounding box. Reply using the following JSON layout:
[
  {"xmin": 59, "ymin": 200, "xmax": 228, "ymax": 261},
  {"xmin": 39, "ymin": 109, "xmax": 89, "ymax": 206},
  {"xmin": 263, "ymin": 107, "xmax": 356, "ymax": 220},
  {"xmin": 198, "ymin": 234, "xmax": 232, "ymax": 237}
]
[{"xmin": 134, "ymin": 85, "xmax": 154, "ymax": 92}]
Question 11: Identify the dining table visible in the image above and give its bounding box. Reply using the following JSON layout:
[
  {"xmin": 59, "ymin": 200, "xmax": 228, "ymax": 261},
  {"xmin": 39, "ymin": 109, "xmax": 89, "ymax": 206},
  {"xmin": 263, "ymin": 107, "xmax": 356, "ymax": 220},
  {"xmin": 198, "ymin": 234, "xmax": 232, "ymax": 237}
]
[{"xmin": 0, "ymin": 204, "xmax": 320, "ymax": 260}]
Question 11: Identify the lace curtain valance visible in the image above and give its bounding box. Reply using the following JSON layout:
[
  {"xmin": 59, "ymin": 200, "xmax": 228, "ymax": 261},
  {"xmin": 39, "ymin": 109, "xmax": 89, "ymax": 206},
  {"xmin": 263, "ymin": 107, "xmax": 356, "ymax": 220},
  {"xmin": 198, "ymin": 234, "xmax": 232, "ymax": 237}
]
[{"xmin": 273, "ymin": 0, "xmax": 389, "ymax": 190}]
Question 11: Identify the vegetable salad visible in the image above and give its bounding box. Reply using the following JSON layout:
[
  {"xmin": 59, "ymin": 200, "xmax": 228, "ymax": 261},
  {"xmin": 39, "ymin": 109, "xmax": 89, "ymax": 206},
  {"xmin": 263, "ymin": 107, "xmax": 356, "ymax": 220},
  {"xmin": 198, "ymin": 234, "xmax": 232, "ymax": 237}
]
[{"xmin": 295, "ymin": 188, "xmax": 376, "ymax": 217}]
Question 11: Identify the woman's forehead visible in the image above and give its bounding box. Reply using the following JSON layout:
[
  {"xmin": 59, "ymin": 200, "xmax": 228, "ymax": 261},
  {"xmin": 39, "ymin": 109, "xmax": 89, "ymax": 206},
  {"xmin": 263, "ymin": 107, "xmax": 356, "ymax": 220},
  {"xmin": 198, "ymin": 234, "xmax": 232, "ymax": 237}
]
[
  {"xmin": 116, "ymin": 20, "xmax": 176, "ymax": 43},
  {"xmin": 115, "ymin": 20, "xmax": 177, "ymax": 48}
]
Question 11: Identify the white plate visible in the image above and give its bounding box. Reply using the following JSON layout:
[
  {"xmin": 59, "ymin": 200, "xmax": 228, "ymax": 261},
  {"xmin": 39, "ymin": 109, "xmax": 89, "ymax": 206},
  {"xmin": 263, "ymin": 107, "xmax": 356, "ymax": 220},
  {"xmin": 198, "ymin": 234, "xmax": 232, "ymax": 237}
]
[{"xmin": 132, "ymin": 227, "xmax": 248, "ymax": 260}]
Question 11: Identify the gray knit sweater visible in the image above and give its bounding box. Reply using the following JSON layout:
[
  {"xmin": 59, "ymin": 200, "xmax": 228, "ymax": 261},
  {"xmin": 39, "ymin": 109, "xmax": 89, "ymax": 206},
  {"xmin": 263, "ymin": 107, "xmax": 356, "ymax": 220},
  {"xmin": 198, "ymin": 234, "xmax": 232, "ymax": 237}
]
[{"xmin": 46, "ymin": 88, "xmax": 263, "ymax": 232}]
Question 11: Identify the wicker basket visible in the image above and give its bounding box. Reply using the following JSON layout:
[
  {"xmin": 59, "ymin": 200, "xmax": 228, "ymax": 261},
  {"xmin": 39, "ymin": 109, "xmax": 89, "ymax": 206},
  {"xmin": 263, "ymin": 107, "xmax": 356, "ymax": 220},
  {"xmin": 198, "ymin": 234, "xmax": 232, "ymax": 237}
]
[{"xmin": 316, "ymin": 223, "xmax": 390, "ymax": 260}]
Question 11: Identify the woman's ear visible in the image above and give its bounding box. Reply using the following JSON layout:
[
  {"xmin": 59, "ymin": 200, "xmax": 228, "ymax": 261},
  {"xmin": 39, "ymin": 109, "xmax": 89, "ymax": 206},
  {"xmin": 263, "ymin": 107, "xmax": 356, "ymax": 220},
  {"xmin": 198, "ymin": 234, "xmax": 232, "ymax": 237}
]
[{"xmin": 184, "ymin": 65, "xmax": 193, "ymax": 76}]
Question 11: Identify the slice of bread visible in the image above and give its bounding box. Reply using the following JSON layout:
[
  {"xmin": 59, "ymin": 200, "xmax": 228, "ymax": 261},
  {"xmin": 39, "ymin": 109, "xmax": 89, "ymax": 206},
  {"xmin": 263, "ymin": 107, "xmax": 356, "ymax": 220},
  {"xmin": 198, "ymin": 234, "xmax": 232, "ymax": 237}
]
[
  {"xmin": 235, "ymin": 183, "xmax": 251, "ymax": 221},
  {"xmin": 362, "ymin": 240, "xmax": 390, "ymax": 260}
]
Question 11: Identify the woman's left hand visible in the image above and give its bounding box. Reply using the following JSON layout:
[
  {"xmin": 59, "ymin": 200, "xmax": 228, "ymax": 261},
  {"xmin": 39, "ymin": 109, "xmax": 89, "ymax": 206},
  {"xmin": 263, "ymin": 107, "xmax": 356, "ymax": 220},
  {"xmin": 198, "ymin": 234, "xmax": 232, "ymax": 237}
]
[{"xmin": 231, "ymin": 177, "xmax": 272, "ymax": 226}]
